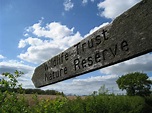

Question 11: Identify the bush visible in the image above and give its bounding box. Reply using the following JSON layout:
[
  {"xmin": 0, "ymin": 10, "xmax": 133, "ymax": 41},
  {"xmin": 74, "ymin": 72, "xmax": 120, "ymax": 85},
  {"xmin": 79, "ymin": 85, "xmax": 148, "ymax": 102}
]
[
  {"xmin": 60, "ymin": 95, "xmax": 147, "ymax": 113},
  {"xmin": 0, "ymin": 71, "xmax": 152, "ymax": 113}
]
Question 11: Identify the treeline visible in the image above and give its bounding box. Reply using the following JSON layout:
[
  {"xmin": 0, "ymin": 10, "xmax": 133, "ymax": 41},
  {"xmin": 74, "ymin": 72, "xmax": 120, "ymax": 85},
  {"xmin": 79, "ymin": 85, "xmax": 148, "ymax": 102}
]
[
  {"xmin": 23, "ymin": 88, "xmax": 64, "ymax": 95},
  {"xmin": 0, "ymin": 87, "xmax": 64, "ymax": 95}
]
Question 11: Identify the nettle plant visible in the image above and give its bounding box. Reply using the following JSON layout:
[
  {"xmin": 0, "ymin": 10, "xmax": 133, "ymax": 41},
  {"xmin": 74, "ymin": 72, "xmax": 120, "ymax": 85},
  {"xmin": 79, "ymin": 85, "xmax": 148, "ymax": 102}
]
[
  {"xmin": 0, "ymin": 71, "xmax": 29, "ymax": 113},
  {"xmin": 0, "ymin": 70, "xmax": 24, "ymax": 92}
]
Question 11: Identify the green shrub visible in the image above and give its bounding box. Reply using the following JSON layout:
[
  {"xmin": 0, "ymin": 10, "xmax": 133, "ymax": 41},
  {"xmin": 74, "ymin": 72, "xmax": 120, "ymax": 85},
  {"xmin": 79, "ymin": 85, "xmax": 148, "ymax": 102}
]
[
  {"xmin": 60, "ymin": 95, "xmax": 147, "ymax": 113},
  {"xmin": 0, "ymin": 71, "xmax": 152, "ymax": 113}
]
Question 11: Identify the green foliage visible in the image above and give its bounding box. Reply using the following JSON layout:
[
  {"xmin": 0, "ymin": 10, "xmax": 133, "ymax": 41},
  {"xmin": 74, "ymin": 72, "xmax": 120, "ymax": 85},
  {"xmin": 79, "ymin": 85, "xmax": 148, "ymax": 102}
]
[
  {"xmin": 60, "ymin": 95, "xmax": 149, "ymax": 113},
  {"xmin": 0, "ymin": 71, "xmax": 152, "ymax": 113},
  {"xmin": 0, "ymin": 70, "xmax": 64, "ymax": 95},
  {"xmin": 0, "ymin": 70, "xmax": 23, "ymax": 92},
  {"xmin": 0, "ymin": 92, "xmax": 29, "ymax": 113},
  {"xmin": 0, "ymin": 71, "xmax": 29, "ymax": 113},
  {"xmin": 1, "ymin": 92, "xmax": 152, "ymax": 113},
  {"xmin": 29, "ymin": 97, "xmax": 68, "ymax": 113},
  {"xmin": 116, "ymin": 72, "xmax": 152, "ymax": 96}
]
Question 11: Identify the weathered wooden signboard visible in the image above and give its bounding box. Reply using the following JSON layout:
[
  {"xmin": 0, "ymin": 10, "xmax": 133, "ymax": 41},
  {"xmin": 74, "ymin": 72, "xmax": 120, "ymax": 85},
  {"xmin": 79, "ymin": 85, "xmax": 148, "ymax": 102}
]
[{"xmin": 32, "ymin": 0, "xmax": 152, "ymax": 88}]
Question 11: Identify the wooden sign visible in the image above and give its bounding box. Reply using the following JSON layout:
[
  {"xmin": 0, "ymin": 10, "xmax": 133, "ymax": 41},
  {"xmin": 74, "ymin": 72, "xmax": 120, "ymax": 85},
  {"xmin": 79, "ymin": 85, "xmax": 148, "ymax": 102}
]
[{"xmin": 32, "ymin": 0, "xmax": 152, "ymax": 88}]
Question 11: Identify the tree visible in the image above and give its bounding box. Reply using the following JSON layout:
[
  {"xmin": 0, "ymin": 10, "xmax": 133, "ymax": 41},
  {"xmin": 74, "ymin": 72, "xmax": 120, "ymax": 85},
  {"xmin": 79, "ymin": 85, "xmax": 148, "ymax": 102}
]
[
  {"xmin": 98, "ymin": 84, "xmax": 108, "ymax": 95},
  {"xmin": 116, "ymin": 72, "xmax": 152, "ymax": 96}
]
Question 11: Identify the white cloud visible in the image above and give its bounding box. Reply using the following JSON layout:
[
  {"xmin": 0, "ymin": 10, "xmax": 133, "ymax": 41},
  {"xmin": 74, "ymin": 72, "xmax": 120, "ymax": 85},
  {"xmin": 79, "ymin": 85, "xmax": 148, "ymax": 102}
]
[
  {"xmin": 63, "ymin": 0, "xmax": 74, "ymax": 11},
  {"xmin": 82, "ymin": 0, "xmax": 88, "ymax": 4},
  {"xmin": 18, "ymin": 20, "xmax": 111, "ymax": 64},
  {"xmin": 18, "ymin": 42, "xmax": 63, "ymax": 64},
  {"xmin": 82, "ymin": 0, "xmax": 95, "ymax": 5},
  {"xmin": 0, "ymin": 60, "xmax": 35, "ymax": 89},
  {"xmin": 97, "ymin": 0, "xmax": 141, "ymax": 19},
  {"xmin": 84, "ymin": 22, "xmax": 110, "ymax": 37},
  {"xmin": 18, "ymin": 37, "xmax": 43, "ymax": 48},
  {"xmin": 26, "ymin": 21, "xmax": 74, "ymax": 39},
  {"xmin": 18, "ymin": 20, "xmax": 83, "ymax": 64},
  {"xmin": 42, "ymin": 74, "xmax": 124, "ymax": 95},
  {"xmin": 100, "ymin": 53, "xmax": 152, "ymax": 75},
  {"xmin": 23, "ymin": 33, "xmax": 29, "ymax": 37},
  {"xmin": 0, "ymin": 60, "xmax": 34, "ymax": 75},
  {"xmin": 0, "ymin": 54, "xmax": 5, "ymax": 59}
]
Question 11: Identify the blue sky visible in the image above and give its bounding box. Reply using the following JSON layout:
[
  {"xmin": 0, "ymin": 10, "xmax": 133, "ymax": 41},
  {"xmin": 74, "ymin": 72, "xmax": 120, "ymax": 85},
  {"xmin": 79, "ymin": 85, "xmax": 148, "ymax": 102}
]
[{"xmin": 1, "ymin": 0, "xmax": 151, "ymax": 95}]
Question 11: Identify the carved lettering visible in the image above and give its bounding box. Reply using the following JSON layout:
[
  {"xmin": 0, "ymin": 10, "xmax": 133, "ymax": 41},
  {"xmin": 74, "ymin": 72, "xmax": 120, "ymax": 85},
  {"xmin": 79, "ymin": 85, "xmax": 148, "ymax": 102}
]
[
  {"xmin": 44, "ymin": 67, "xmax": 67, "ymax": 82},
  {"xmin": 82, "ymin": 42, "xmax": 87, "ymax": 52},
  {"xmin": 95, "ymin": 35, "xmax": 102, "ymax": 45},
  {"xmin": 44, "ymin": 52, "xmax": 69, "ymax": 69},
  {"xmin": 74, "ymin": 42, "xmax": 81, "ymax": 54},
  {"xmin": 44, "ymin": 63, "xmax": 48, "ymax": 71},
  {"xmin": 88, "ymin": 56, "xmax": 93, "ymax": 66},
  {"xmin": 65, "ymin": 53, "xmax": 69, "ymax": 60},
  {"xmin": 88, "ymin": 39, "xmax": 94, "ymax": 48},
  {"xmin": 121, "ymin": 40, "xmax": 129, "ymax": 51},
  {"xmin": 95, "ymin": 52, "xmax": 101, "ymax": 63},
  {"xmin": 102, "ymin": 49, "xmax": 108, "ymax": 60},
  {"xmin": 74, "ymin": 29, "xmax": 109, "ymax": 55},
  {"xmin": 81, "ymin": 59, "xmax": 87, "ymax": 68},
  {"xmin": 64, "ymin": 67, "xmax": 68, "ymax": 74},
  {"xmin": 109, "ymin": 44, "xmax": 117, "ymax": 57},
  {"xmin": 74, "ymin": 58, "xmax": 80, "ymax": 71},
  {"xmin": 73, "ymin": 40, "xmax": 130, "ymax": 71},
  {"xmin": 102, "ymin": 29, "xmax": 108, "ymax": 40}
]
